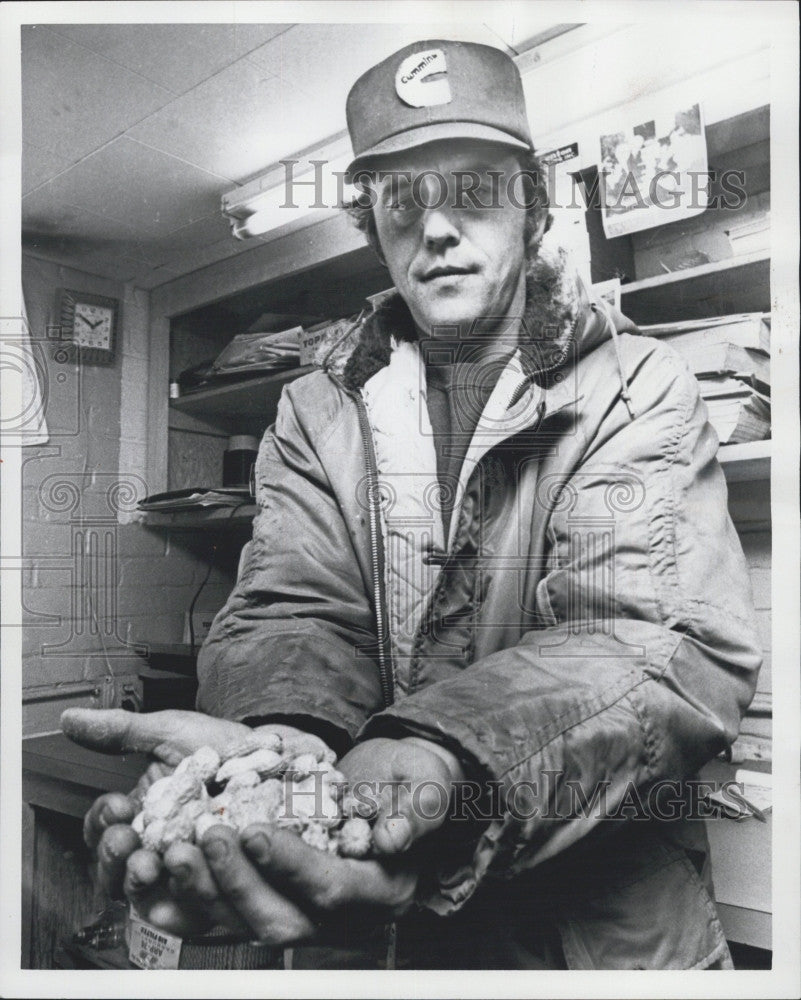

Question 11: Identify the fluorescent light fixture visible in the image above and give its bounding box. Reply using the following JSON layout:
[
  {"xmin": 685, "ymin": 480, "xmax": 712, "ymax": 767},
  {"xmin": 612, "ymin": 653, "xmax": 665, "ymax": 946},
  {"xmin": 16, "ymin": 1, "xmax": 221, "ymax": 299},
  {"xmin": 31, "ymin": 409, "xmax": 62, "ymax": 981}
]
[{"xmin": 222, "ymin": 135, "xmax": 356, "ymax": 240}]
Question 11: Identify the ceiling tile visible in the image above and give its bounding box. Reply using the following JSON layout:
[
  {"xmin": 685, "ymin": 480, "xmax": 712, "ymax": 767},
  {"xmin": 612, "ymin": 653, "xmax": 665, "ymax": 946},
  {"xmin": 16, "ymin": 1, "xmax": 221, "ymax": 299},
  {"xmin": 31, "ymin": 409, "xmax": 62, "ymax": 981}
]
[
  {"xmin": 21, "ymin": 26, "xmax": 174, "ymax": 162},
  {"xmin": 18, "ymin": 20, "xmax": 528, "ymax": 289},
  {"xmin": 247, "ymin": 22, "xmax": 510, "ymax": 110},
  {"xmin": 481, "ymin": 17, "xmax": 577, "ymax": 54},
  {"xmin": 138, "ymin": 213, "xmax": 235, "ymax": 268},
  {"xmin": 127, "ymin": 23, "xmax": 512, "ymax": 185},
  {"xmin": 21, "ymin": 244, "xmax": 149, "ymax": 284},
  {"xmin": 127, "ymin": 58, "xmax": 329, "ymax": 184},
  {"xmin": 242, "ymin": 23, "xmax": 512, "ymax": 159},
  {"xmin": 25, "ymin": 137, "xmax": 226, "ymax": 238},
  {"xmin": 45, "ymin": 23, "xmax": 294, "ymax": 95},
  {"xmin": 22, "ymin": 184, "xmax": 148, "ymax": 251},
  {"xmin": 22, "ymin": 140, "xmax": 74, "ymax": 195}
]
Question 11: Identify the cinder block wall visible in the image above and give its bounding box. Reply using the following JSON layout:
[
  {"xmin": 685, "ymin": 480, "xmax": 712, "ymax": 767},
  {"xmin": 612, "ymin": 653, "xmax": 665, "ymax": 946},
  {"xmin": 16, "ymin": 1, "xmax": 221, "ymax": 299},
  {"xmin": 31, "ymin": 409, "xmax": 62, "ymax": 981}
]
[
  {"xmin": 115, "ymin": 525, "xmax": 240, "ymax": 650},
  {"xmin": 20, "ymin": 254, "xmax": 238, "ymax": 734}
]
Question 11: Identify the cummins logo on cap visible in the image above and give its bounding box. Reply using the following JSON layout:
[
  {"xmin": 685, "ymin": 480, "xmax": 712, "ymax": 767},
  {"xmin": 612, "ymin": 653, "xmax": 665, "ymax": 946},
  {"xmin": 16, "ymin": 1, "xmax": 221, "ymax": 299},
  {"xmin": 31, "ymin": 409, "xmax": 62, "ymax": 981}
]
[{"xmin": 395, "ymin": 49, "xmax": 452, "ymax": 108}]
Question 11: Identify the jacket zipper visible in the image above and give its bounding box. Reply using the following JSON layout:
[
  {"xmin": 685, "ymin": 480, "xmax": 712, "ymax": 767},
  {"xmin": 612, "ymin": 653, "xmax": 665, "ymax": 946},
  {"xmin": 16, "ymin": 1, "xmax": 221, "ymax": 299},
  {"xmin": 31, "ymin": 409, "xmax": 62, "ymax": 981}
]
[
  {"xmin": 405, "ymin": 326, "xmax": 574, "ymax": 694},
  {"xmin": 327, "ymin": 370, "xmax": 395, "ymax": 708},
  {"xmin": 323, "ymin": 310, "xmax": 582, "ymax": 708}
]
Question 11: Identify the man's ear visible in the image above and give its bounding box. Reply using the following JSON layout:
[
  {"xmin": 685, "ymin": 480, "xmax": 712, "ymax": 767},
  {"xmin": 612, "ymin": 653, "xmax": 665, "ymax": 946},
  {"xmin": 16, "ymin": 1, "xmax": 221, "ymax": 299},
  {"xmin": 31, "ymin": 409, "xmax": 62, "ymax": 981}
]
[
  {"xmin": 366, "ymin": 219, "xmax": 388, "ymax": 267},
  {"xmin": 525, "ymin": 208, "xmax": 551, "ymax": 255}
]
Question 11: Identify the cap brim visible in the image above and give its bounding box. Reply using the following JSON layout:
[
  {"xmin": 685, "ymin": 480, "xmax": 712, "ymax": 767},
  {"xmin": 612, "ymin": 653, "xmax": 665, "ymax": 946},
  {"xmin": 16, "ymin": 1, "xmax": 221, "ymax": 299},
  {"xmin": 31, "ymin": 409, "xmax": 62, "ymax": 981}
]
[{"xmin": 346, "ymin": 121, "xmax": 531, "ymax": 180}]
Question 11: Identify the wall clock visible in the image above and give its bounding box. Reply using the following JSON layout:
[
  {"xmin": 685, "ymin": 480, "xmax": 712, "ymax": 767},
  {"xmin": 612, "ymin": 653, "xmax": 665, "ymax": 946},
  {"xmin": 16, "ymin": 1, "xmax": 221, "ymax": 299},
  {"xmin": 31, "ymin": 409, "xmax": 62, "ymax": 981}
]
[{"xmin": 57, "ymin": 289, "xmax": 119, "ymax": 364}]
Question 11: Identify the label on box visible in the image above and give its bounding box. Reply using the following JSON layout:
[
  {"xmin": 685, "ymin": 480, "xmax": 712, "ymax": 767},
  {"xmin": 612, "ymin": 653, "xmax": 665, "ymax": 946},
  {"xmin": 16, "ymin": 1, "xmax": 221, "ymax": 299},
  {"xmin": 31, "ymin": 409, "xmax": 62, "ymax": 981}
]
[
  {"xmin": 128, "ymin": 912, "xmax": 182, "ymax": 969},
  {"xmin": 299, "ymin": 328, "xmax": 331, "ymax": 367},
  {"xmin": 539, "ymin": 142, "xmax": 579, "ymax": 165}
]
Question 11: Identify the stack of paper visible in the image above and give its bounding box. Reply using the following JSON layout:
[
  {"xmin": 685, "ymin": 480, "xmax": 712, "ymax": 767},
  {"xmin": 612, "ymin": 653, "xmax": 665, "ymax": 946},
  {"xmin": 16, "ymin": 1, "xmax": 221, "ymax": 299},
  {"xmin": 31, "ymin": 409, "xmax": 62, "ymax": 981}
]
[
  {"xmin": 640, "ymin": 313, "xmax": 770, "ymax": 353},
  {"xmin": 638, "ymin": 313, "xmax": 770, "ymax": 443},
  {"xmin": 210, "ymin": 328, "xmax": 301, "ymax": 375},
  {"xmin": 706, "ymin": 769, "xmax": 772, "ymax": 821},
  {"xmin": 137, "ymin": 487, "xmax": 252, "ymax": 512}
]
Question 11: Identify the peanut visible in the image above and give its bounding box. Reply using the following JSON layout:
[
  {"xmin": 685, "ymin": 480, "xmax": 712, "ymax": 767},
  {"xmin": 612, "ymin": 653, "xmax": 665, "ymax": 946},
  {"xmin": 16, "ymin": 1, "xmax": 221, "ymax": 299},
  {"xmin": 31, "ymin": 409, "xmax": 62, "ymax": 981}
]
[
  {"xmin": 175, "ymin": 745, "xmax": 221, "ymax": 782},
  {"xmin": 338, "ymin": 817, "xmax": 372, "ymax": 858},
  {"xmin": 225, "ymin": 770, "xmax": 260, "ymax": 791},
  {"xmin": 215, "ymin": 748, "xmax": 283, "ymax": 784},
  {"xmin": 128, "ymin": 730, "xmax": 372, "ymax": 858},
  {"xmin": 142, "ymin": 771, "xmax": 201, "ymax": 823},
  {"xmin": 220, "ymin": 730, "xmax": 283, "ymax": 762}
]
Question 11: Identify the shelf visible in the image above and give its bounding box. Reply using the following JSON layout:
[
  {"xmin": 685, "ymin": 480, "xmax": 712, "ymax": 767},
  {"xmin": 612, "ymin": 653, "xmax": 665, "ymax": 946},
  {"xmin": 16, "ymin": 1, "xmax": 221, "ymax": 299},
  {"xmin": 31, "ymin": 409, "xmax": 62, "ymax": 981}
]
[
  {"xmin": 170, "ymin": 366, "xmax": 314, "ymax": 434},
  {"xmin": 620, "ymin": 252, "xmax": 770, "ymax": 325},
  {"xmin": 23, "ymin": 733, "xmax": 147, "ymax": 817},
  {"xmin": 138, "ymin": 503, "xmax": 258, "ymax": 530},
  {"xmin": 718, "ymin": 441, "xmax": 770, "ymax": 482}
]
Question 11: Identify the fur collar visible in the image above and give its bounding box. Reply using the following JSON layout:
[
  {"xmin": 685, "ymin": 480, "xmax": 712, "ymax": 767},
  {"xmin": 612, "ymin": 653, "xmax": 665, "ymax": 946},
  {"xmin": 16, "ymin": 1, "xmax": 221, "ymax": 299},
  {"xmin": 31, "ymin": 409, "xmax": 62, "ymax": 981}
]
[{"xmin": 328, "ymin": 240, "xmax": 591, "ymax": 392}]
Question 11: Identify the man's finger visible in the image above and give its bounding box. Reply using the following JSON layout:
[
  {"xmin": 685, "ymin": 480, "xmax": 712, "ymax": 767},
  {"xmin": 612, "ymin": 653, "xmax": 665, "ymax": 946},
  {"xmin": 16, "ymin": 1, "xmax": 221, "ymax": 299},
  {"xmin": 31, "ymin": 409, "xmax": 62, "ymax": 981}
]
[
  {"xmin": 123, "ymin": 847, "xmax": 165, "ymax": 906},
  {"xmin": 96, "ymin": 824, "xmax": 141, "ymax": 898},
  {"xmin": 162, "ymin": 841, "xmax": 250, "ymax": 936},
  {"xmin": 257, "ymin": 725, "xmax": 330, "ymax": 760},
  {"xmin": 371, "ymin": 745, "xmax": 452, "ymax": 855},
  {"xmin": 123, "ymin": 849, "xmax": 212, "ymax": 938},
  {"xmin": 199, "ymin": 825, "xmax": 318, "ymax": 945},
  {"xmin": 139, "ymin": 896, "xmax": 214, "ymax": 939},
  {"xmin": 61, "ymin": 708, "xmax": 254, "ymax": 764},
  {"xmin": 83, "ymin": 791, "xmax": 136, "ymax": 849},
  {"xmin": 242, "ymin": 827, "xmax": 415, "ymax": 915},
  {"xmin": 372, "ymin": 777, "xmax": 450, "ymax": 853},
  {"xmin": 62, "ymin": 708, "xmax": 165, "ymax": 756}
]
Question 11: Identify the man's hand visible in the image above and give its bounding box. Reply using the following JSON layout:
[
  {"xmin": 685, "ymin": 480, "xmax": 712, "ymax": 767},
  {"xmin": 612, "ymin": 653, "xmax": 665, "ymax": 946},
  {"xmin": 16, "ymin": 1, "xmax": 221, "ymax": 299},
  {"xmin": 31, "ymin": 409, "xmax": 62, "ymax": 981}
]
[
  {"xmin": 338, "ymin": 736, "xmax": 464, "ymax": 854},
  {"xmin": 63, "ymin": 707, "xmax": 333, "ymax": 853},
  {"xmin": 63, "ymin": 709, "xmax": 465, "ymax": 943},
  {"xmin": 63, "ymin": 707, "xmax": 255, "ymax": 878},
  {"xmin": 60, "ymin": 707, "xmax": 326, "ymax": 936},
  {"xmin": 166, "ymin": 736, "xmax": 464, "ymax": 944}
]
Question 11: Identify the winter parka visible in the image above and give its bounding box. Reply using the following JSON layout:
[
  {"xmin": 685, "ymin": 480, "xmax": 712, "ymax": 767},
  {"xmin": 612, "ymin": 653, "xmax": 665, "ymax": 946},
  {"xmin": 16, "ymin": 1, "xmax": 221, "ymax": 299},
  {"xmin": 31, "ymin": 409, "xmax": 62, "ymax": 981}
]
[{"xmin": 197, "ymin": 245, "xmax": 762, "ymax": 969}]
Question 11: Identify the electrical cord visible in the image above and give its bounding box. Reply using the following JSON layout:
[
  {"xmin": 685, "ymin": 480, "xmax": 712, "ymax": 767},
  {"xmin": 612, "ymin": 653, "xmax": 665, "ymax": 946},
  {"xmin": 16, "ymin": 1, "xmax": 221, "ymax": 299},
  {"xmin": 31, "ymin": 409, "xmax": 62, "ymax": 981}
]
[{"xmin": 188, "ymin": 555, "xmax": 215, "ymax": 660}]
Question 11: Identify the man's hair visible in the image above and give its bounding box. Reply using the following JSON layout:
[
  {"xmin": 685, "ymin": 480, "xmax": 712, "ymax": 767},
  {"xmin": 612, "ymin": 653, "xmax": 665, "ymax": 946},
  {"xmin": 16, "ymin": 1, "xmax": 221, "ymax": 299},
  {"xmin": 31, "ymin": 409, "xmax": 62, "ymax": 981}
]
[{"xmin": 344, "ymin": 148, "xmax": 553, "ymax": 262}]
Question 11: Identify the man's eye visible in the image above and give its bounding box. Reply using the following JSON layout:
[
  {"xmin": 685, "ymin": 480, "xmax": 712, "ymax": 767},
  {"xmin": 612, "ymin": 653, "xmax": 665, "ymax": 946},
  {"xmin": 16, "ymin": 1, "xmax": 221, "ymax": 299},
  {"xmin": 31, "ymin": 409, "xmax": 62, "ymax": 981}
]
[
  {"xmin": 384, "ymin": 196, "xmax": 419, "ymax": 225},
  {"xmin": 474, "ymin": 178, "xmax": 498, "ymax": 199}
]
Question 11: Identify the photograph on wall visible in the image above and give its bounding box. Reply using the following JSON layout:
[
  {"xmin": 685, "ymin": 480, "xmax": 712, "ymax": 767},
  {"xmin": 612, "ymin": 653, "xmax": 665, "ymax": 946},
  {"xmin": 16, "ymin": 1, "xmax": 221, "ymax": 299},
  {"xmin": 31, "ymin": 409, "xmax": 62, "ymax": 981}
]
[{"xmin": 600, "ymin": 103, "xmax": 709, "ymax": 238}]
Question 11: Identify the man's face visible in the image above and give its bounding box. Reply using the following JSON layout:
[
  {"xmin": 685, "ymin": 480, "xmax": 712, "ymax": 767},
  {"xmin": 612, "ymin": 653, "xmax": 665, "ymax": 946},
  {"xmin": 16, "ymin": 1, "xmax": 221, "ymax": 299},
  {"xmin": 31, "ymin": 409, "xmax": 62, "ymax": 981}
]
[{"xmin": 369, "ymin": 141, "xmax": 528, "ymax": 337}]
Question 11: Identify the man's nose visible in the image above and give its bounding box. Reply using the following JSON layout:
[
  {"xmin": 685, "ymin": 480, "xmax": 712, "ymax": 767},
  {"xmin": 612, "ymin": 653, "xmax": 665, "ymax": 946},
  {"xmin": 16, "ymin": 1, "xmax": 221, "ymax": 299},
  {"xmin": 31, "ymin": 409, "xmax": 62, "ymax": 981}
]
[{"xmin": 421, "ymin": 207, "xmax": 460, "ymax": 251}]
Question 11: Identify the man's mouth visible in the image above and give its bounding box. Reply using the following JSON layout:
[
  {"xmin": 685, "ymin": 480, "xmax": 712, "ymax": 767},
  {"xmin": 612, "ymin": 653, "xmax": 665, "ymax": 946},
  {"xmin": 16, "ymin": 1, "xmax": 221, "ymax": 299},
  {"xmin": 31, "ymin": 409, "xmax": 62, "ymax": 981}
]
[{"xmin": 420, "ymin": 265, "xmax": 476, "ymax": 282}]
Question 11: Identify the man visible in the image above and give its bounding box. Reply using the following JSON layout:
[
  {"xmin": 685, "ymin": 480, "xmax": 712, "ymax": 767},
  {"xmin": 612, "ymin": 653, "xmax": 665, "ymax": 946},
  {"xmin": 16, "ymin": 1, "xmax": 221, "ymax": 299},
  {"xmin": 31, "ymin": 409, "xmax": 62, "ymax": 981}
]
[{"xmin": 63, "ymin": 39, "xmax": 761, "ymax": 969}]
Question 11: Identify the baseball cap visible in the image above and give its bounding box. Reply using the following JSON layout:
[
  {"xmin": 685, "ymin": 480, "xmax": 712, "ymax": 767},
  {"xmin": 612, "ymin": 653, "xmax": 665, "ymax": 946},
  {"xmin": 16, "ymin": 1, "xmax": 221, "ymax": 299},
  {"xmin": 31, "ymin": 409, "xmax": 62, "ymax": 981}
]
[{"xmin": 345, "ymin": 39, "xmax": 534, "ymax": 178}]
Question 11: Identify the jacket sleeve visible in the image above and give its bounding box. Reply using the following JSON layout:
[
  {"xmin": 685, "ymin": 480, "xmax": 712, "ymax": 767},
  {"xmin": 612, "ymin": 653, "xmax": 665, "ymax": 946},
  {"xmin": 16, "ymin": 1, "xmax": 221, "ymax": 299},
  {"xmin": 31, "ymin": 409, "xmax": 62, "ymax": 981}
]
[
  {"xmin": 196, "ymin": 386, "xmax": 384, "ymax": 745},
  {"xmin": 360, "ymin": 339, "xmax": 763, "ymax": 912}
]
